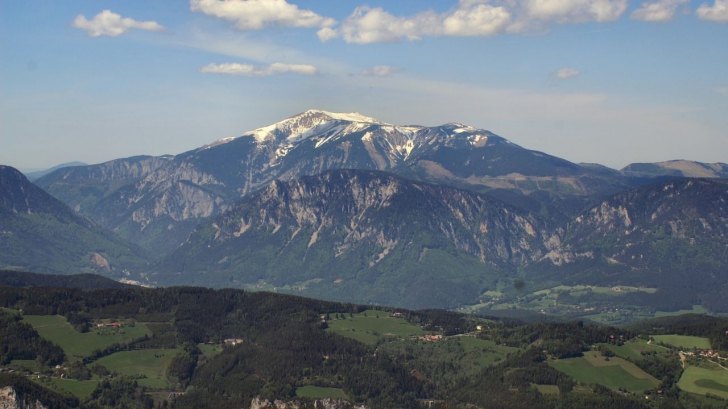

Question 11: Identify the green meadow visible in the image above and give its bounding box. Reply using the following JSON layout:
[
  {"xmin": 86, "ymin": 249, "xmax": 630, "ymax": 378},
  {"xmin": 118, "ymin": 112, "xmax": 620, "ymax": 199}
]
[
  {"xmin": 325, "ymin": 310, "xmax": 424, "ymax": 345},
  {"xmin": 94, "ymin": 348, "xmax": 180, "ymax": 389},
  {"xmin": 603, "ymin": 339, "xmax": 668, "ymax": 361},
  {"xmin": 295, "ymin": 386, "xmax": 349, "ymax": 400},
  {"xmin": 45, "ymin": 379, "xmax": 99, "ymax": 399},
  {"xmin": 21, "ymin": 315, "xmax": 151, "ymax": 359},
  {"xmin": 678, "ymin": 366, "xmax": 728, "ymax": 399},
  {"xmin": 549, "ymin": 353, "xmax": 660, "ymax": 393},
  {"xmin": 651, "ymin": 335, "xmax": 712, "ymax": 350},
  {"xmin": 459, "ymin": 336, "xmax": 518, "ymax": 367}
]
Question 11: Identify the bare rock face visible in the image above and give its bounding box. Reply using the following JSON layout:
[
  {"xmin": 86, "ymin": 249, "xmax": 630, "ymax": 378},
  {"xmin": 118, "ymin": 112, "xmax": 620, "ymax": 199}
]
[
  {"xmin": 0, "ymin": 387, "xmax": 48, "ymax": 409},
  {"xmin": 156, "ymin": 169, "xmax": 559, "ymax": 309},
  {"xmin": 34, "ymin": 110, "xmax": 629, "ymax": 253},
  {"xmin": 90, "ymin": 253, "xmax": 110, "ymax": 270},
  {"xmin": 250, "ymin": 396, "xmax": 368, "ymax": 409}
]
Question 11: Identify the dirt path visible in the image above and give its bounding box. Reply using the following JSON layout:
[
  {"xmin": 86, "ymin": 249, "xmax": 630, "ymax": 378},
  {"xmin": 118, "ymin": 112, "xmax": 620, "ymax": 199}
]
[{"xmin": 679, "ymin": 351, "xmax": 687, "ymax": 369}]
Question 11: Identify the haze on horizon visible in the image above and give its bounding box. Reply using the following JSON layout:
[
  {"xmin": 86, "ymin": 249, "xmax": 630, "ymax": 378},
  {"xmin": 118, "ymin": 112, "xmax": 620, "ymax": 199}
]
[{"xmin": 1, "ymin": 0, "xmax": 726, "ymax": 171}]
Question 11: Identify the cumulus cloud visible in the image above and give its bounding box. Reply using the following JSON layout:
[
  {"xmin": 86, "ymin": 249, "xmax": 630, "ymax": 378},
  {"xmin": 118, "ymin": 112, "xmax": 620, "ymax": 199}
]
[
  {"xmin": 329, "ymin": 0, "xmax": 511, "ymax": 44},
  {"xmin": 200, "ymin": 62, "xmax": 318, "ymax": 77},
  {"xmin": 631, "ymin": 0, "xmax": 688, "ymax": 21},
  {"xmin": 696, "ymin": 0, "xmax": 728, "ymax": 22},
  {"xmin": 325, "ymin": 0, "xmax": 636, "ymax": 43},
  {"xmin": 360, "ymin": 66, "xmax": 398, "ymax": 77},
  {"xmin": 190, "ymin": 0, "xmax": 335, "ymax": 30},
  {"xmin": 519, "ymin": 0, "xmax": 628, "ymax": 25},
  {"xmin": 554, "ymin": 68, "xmax": 580, "ymax": 79},
  {"xmin": 72, "ymin": 10, "xmax": 164, "ymax": 38}
]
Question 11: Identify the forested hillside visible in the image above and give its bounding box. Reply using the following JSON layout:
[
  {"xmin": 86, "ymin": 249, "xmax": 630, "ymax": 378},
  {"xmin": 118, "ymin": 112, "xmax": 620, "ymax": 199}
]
[{"xmin": 1, "ymin": 279, "xmax": 727, "ymax": 409}]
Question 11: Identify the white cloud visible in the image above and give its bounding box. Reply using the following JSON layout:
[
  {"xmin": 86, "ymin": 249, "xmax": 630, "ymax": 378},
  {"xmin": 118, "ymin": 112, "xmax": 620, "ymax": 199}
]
[
  {"xmin": 554, "ymin": 67, "xmax": 580, "ymax": 79},
  {"xmin": 316, "ymin": 27, "xmax": 338, "ymax": 42},
  {"xmin": 327, "ymin": 0, "xmax": 634, "ymax": 43},
  {"xmin": 631, "ymin": 0, "xmax": 688, "ymax": 21},
  {"xmin": 72, "ymin": 10, "xmax": 164, "ymax": 38},
  {"xmin": 332, "ymin": 0, "xmax": 512, "ymax": 44},
  {"xmin": 200, "ymin": 62, "xmax": 318, "ymax": 77},
  {"xmin": 190, "ymin": 0, "xmax": 335, "ymax": 30},
  {"xmin": 360, "ymin": 66, "xmax": 398, "ymax": 77},
  {"xmin": 520, "ymin": 0, "xmax": 628, "ymax": 24},
  {"xmin": 696, "ymin": 0, "xmax": 728, "ymax": 22}
]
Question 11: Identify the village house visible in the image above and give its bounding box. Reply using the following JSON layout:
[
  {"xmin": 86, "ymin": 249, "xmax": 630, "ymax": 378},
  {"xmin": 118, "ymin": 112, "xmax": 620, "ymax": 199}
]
[
  {"xmin": 224, "ymin": 338, "xmax": 244, "ymax": 347},
  {"xmin": 423, "ymin": 334, "xmax": 443, "ymax": 342}
]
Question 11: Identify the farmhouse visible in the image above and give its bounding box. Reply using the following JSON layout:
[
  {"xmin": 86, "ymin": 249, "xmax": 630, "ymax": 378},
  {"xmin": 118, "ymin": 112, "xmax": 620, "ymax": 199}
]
[{"xmin": 224, "ymin": 338, "xmax": 244, "ymax": 346}]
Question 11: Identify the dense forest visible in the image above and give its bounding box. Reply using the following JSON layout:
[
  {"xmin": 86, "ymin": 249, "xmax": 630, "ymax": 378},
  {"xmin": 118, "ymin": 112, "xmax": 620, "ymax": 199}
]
[{"xmin": 1, "ymin": 275, "xmax": 727, "ymax": 409}]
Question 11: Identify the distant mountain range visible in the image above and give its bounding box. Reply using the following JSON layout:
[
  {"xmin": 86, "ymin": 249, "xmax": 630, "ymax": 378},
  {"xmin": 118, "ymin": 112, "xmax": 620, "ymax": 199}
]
[
  {"xmin": 3, "ymin": 110, "xmax": 727, "ymax": 311},
  {"xmin": 22, "ymin": 161, "xmax": 88, "ymax": 181},
  {"xmin": 35, "ymin": 110, "xmax": 694, "ymax": 254}
]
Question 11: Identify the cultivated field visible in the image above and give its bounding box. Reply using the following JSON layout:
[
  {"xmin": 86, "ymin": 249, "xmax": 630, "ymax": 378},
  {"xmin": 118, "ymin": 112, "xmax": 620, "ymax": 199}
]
[
  {"xmin": 94, "ymin": 348, "xmax": 180, "ymax": 389},
  {"xmin": 604, "ymin": 339, "xmax": 668, "ymax": 361},
  {"xmin": 325, "ymin": 310, "xmax": 424, "ymax": 344},
  {"xmin": 44, "ymin": 379, "xmax": 98, "ymax": 399},
  {"xmin": 651, "ymin": 335, "xmax": 712, "ymax": 350},
  {"xmin": 678, "ymin": 366, "xmax": 728, "ymax": 399},
  {"xmin": 21, "ymin": 315, "xmax": 151, "ymax": 359},
  {"xmin": 549, "ymin": 353, "xmax": 660, "ymax": 393},
  {"xmin": 459, "ymin": 336, "xmax": 518, "ymax": 367}
]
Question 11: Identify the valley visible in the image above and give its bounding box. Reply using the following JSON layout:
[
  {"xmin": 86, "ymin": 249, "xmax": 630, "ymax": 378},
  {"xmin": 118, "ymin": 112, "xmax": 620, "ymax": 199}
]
[{"xmin": 1, "ymin": 279, "xmax": 728, "ymax": 409}]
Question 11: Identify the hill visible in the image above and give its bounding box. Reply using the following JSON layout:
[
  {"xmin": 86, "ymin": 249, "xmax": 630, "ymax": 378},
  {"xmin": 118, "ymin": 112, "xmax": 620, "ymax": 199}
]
[
  {"xmin": 526, "ymin": 178, "xmax": 728, "ymax": 312},
  {"xmin": 0, "ymin": 165, "xmax": 150, "ymax": 276},
  {"xmin": 0, "ymin": 270, "xmax": 131, "ymax": 289}
]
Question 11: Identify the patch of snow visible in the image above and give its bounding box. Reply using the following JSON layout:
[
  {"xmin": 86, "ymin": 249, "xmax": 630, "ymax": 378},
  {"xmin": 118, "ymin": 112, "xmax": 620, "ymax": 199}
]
[{"xmin": 305, "ymin": 109, "xmax": 385, "ymax": 124}]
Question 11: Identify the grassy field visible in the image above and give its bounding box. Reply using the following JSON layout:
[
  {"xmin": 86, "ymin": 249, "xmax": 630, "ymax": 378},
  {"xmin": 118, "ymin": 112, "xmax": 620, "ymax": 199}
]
[
  {"xmin": 604, "ymin": 339, "xmax": 668, "ymax": 361},
  {"xmin": 198, "ymin": 343, "xmax": 223, "ymax": 357},
  {"xmin": 549, "ymin": 353, "xmax": 660, "ymax": 393},
  {"xmin": 654, "ymin": 305, "xmax": 708, "ymax": 318},
  {"xmin": 21, "ymin": 315, "xmax": 151, "ymax": 359},
  {"xmin": 459, "ymin": 336, "xmax": 518, "ymax": 367},
  {"xmin": 652, "ymin": 335, "xmax": 712, "ymax": 350},
  {"xmin": 326, "ymin": 310, "xmax": 424, "ymax": 345},
  {"xmin": 678, "ymin": 366, "xmax": 728, "ymax": 399},
  {"xmin": 533, "ymin": 384, "xmax": 560, "ymax": 395},
  {"xmin": 295, "ymin": 386, "xmax": 349, "ymax": 399},
  {"xmin": 94, "ymin": 348, "xmax": 180, "ymax": 389},
  {"xmin": 9, "ymin": 359, "xmax": 41, "ymax": 372},
  {"xmin": 45, "ymin": 379, "xmax": 99, "ymax": 399}
]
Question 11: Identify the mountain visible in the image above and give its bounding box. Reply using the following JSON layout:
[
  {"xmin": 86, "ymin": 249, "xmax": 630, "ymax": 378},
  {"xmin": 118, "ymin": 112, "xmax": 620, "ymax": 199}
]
[
  {"xmin": 0, "ymin": 165, "xmax": 149, "ymax": 276},
  {"xmin": 36, "ymin": 110, "xmax": 635, "ymax": 254},
  {"xmin": 622, "ymin": 160, "xmax": 728, "ymax": 178},
  {"xmin": 527, "ymin": 178, "xmax": 728, "ymax": 311},
  {"xmin": 22, "ymin": 161, "xmax": 87, "ymax": 181},
  {"xmin": 154, "ymin": 169, "xmax": 560, "ymax": 309}
]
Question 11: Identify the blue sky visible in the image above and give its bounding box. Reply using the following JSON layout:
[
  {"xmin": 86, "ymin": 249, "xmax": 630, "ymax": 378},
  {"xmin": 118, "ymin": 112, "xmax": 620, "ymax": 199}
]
[{"xmin": 1, "ymin": 0, "xmax": 726, "ymax": 171}]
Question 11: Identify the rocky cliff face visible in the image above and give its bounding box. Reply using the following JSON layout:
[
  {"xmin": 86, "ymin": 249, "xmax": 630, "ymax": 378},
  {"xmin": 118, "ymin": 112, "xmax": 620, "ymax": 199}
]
[
  {"xmin": 155, "ymin": 170, "xmax": 560, "ymax": 308},
  {"xmin": 35, "ymin": 110, "xmax": 632, "ymax": 253},
  {"xmin": 0, "ymin": 387, "xmax": 48, "ymax": 409},
  {"xmin": 250, "ymin": 396, "xmax": 367, "ymax": 409},
  {"xmin": 528, "ymin": 178, "xmax": 728, "ymax": 311}
]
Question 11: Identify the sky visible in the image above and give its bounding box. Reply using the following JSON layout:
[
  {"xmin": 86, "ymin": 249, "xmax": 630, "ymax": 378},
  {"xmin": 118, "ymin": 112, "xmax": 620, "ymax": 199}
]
[{"xmin": 1, "ymin": 0, "xmax": 726, "ymax": 171}]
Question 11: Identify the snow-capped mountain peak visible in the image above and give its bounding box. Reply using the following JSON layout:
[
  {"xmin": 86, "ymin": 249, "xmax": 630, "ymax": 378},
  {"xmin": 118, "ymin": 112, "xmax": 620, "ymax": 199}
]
[{"xmin": 204, "ymin": 110, "xmax": 389, "ymax": 150}]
